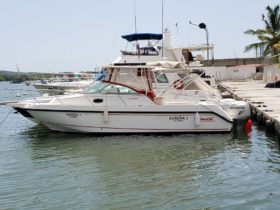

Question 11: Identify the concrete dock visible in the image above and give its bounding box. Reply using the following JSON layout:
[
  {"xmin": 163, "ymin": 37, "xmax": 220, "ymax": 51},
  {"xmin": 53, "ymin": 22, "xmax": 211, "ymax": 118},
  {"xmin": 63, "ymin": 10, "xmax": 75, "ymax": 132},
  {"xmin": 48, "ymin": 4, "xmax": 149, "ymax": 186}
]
[{"xmin": 219, "ymin": 80, "xmax": 280, "ymax": 134}]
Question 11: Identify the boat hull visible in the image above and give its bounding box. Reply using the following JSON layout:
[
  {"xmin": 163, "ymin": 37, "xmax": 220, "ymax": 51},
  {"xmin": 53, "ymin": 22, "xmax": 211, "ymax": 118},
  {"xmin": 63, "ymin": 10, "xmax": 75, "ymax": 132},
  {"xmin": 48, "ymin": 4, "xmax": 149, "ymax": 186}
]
[{"xmin": 16, "ymin": 108, "xmax": 233, "ymax": 133}]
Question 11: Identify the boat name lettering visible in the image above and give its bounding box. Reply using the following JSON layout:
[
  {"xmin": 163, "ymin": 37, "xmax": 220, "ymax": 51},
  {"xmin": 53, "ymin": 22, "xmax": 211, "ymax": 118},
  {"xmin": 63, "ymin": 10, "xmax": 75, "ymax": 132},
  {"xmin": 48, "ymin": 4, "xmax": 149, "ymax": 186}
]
[
  {"xmin": 169, "ymin": 116, "xmax": 188, "ymax": 122},
  {"xmin": 66, "ymin": 112, "xmax": 80, "ymax": 118},
  {"xmin": 229, "ymin": 107, "xmax": 245, "ymax": 109},
  {"xmin": 200, "ymin": 116, "xmax": 214, "ymax": 122}
]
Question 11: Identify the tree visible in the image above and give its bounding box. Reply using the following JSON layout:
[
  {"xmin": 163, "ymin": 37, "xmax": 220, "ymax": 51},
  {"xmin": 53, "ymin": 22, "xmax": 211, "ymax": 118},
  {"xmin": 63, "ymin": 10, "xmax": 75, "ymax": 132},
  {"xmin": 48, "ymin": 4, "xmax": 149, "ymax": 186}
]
[
  {"xmin": 274, "ymin": 41, "xmax": 280, "ymax": 50},
  {"xmin": 244, "ymin": 5, "xmax": 280, "ymax": 61}
]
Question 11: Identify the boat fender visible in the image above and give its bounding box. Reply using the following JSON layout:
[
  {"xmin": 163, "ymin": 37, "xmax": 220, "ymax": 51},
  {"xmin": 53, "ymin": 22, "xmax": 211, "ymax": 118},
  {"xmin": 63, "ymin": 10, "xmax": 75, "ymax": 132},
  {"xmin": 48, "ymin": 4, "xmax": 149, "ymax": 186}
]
[
  {"xmin": 195, "ymin": 112, "xmax": 200, "ymax": 127},
  {"xmin": 173, "ymin": 80, "xmax": 184, "ymax": 90},
  {"xmin": 104, "ymin": 110, "xmax": 109, "ymax": 123},
  {"xmin": 244, "ymin": 118, "xmax": 252, "ymax": 131}
]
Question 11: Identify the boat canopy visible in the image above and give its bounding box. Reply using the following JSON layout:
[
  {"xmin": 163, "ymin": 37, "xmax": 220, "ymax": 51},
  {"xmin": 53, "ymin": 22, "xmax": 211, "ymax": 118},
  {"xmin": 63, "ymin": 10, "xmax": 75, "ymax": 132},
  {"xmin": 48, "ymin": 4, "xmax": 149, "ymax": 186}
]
[{"xmin": 121, "ymin": 33, "xmax": 163, "ymax": 42}]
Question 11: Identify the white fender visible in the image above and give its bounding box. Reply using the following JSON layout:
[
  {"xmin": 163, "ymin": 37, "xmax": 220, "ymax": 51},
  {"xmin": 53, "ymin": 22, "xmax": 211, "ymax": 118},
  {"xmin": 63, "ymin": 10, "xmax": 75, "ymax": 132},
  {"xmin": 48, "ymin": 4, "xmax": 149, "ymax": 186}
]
[
  {"xmin": 104, "ymin": 110, "xmax": 109, "ymax": 123},
  {"xmin": 195, "ymin": 112, "xmax": 200, "ymax": 127}
]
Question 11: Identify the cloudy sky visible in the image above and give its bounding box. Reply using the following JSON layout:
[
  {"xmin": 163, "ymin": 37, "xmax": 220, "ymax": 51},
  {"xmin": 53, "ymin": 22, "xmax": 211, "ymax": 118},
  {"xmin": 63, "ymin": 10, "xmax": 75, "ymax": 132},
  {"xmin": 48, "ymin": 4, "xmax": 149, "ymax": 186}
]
[{"xmin": 0, "ymin": 0, "xmax": 279, "ymax": 72}]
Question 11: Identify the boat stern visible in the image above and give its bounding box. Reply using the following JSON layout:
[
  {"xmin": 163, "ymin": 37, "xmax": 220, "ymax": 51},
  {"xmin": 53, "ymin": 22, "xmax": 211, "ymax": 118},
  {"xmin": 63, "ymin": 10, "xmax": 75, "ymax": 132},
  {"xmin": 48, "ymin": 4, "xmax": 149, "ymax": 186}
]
[{"xmin": 220, "ymin": 99, "xmax": 251, "ymax": 123}]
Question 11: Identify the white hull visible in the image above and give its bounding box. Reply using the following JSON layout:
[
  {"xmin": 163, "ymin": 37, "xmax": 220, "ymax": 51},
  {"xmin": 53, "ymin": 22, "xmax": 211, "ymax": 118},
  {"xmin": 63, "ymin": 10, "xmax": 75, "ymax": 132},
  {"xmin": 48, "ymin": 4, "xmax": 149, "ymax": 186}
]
[{"xmin": 16, "ymin": 106, "xmax": 233, "ymax": 133}]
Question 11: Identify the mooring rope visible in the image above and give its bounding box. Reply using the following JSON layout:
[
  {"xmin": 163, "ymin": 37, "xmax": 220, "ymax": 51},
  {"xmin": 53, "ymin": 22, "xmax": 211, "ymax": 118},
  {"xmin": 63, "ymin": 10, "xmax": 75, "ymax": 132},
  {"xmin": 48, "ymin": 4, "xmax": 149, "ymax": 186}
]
[{"xmin": 0, "ymin": 108, "xmax": 14, "ymax": 125}]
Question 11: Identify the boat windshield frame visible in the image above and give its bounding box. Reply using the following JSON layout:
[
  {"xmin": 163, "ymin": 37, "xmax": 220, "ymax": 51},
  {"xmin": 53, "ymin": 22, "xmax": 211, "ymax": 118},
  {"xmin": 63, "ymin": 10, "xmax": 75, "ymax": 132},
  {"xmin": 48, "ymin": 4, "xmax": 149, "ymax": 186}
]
[{"xmin": 96, "ymin": 66, "xmax": 154, "ymax": 92}]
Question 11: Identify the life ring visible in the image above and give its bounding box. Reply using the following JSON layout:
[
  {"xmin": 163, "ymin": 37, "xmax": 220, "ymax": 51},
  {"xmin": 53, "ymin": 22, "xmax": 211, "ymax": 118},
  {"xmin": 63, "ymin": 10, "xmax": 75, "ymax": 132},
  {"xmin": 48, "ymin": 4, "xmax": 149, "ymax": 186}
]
[{"xmin": 173, "ymin": 80, "xmax": 184, "ymax": 90}]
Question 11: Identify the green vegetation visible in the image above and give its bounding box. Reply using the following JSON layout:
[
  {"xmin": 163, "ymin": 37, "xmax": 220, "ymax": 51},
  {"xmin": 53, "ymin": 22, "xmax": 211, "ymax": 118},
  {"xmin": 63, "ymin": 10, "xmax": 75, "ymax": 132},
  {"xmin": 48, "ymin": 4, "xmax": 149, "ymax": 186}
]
[
  {"xmin": 275, "ymin": 41, "xmax": 280, "ymax": 50},
  {"xmin": 244, "ymin": 5, "xmax": 280, "ymax": 62},
  {"xmin": 0, "ymin": 70, "xmax": 60, "ymax": 82}
]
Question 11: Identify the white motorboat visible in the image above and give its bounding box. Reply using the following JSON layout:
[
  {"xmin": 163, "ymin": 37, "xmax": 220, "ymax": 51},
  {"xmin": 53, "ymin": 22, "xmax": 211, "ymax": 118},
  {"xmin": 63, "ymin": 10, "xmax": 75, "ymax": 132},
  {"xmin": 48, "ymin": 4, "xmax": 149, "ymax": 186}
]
[
  {"xmin": 114, "ymin": 29, "xmax": 217, "ymax": 87},
  {"xmin": 113, "ymin": 29, "xmax": 214, "ymax": 68},
  {"xmin": 146, "ymin": 61, "xmax": 250, "ymax": 123},
  {"xmin": 32, "ymin": 80, "xmax": 93, "ymax": 95},
  {"xmin": 31, "ymin": 72, "xmax": 97, "ymax": 95},
  {"xmin": 6, "ymin": 61, "xmax": 238, "ymax": 133}
]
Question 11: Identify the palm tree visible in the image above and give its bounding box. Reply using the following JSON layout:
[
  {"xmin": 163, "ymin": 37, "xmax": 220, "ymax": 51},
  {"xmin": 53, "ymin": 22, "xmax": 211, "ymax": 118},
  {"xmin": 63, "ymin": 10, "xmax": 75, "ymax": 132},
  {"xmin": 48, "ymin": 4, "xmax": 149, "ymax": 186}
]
[
  {"xmin": 274, "ymin": 41, "xmax": 280, "ymax": 50},
  {"xmin": 244, "ymin": 5, "xmax": 280, "ymax": 61}
]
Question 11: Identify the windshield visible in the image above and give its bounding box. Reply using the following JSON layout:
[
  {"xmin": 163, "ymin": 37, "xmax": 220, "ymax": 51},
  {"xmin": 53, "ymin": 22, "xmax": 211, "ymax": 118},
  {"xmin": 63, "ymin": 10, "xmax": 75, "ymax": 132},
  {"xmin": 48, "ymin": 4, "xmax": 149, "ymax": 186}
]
[
  {"xmin": 84, "ymin": 81, "xmax": 109, "ymax": 93},
  {"xmin": 154, "ymin": 71, "xmax": 168, "ymax": 83},
  {"xmin": 84, "ymin": 81, "xmax": 137, "ymax": 94}
]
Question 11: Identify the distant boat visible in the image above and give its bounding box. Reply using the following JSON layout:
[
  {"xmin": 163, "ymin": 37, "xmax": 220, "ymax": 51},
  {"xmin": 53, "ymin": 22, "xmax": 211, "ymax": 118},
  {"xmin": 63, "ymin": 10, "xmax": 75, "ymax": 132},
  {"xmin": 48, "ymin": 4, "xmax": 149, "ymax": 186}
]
[
  {"xmin": 32, "ymin": 79, "xmax": 93, "ymax": 95},
  {"xmin": 31, "ymin": 72, "xmax": 97, "ymax": 95},
  {"xmin": 10, "ymin": 79, "xmax": 23, "ymax": 84}
]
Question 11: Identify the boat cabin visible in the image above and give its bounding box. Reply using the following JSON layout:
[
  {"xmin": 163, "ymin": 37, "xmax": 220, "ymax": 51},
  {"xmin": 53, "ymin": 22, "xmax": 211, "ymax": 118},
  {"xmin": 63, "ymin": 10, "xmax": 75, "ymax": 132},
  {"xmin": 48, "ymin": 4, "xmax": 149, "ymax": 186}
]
[{"xmin": 84, "ymin": 61, "xmax": 219, "ymax": 103}]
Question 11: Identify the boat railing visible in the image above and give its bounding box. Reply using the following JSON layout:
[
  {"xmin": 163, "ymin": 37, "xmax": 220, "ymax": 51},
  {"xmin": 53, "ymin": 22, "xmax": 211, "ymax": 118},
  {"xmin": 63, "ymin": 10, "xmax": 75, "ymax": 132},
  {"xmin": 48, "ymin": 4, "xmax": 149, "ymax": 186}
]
[
  {"xmin": 3, "ymin": 86, "xmax": 103, "ymax": 107},
  {"xmin": 156, "ymin": 74, "xmax": 196, "ymax": 97},
  {"xmin": 5, "ymin": 88, "xmax": 41, "ymax": 99},
  {"xmin": 121, "ymin": 50, "xmax": 159, "ymax": 56},
  {"xmin": 155, "ymin": 73, "xmax": 219, "ymax": 102}
]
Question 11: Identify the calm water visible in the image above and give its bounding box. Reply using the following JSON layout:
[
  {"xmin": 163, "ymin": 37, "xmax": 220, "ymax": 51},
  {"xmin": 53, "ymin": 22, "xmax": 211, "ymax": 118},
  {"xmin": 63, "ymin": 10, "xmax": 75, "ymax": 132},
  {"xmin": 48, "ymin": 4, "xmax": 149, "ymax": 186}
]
[{"xmin": 0, "ymin": 82, "xmax": 280, "ymax": 210}]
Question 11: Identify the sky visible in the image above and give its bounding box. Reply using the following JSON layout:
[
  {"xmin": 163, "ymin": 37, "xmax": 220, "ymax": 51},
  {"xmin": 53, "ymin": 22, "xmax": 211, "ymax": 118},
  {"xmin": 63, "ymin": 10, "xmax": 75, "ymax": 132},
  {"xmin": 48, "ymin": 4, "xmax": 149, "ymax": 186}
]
[{"xmin": 0, "ymin": 0, "xmax": 279, "ymax": 72}]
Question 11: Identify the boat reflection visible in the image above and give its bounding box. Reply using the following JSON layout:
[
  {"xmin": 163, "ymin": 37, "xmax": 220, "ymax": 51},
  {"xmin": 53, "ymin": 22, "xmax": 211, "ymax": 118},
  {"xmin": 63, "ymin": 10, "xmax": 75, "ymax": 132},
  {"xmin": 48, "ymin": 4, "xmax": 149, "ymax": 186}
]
[
  {"xmin": 18, "ymin": 125, "xmax": 258, "ymax": 208},
  {"xmin": 20, "ymin": 125, "xmax": 253, "ymax": 173}
]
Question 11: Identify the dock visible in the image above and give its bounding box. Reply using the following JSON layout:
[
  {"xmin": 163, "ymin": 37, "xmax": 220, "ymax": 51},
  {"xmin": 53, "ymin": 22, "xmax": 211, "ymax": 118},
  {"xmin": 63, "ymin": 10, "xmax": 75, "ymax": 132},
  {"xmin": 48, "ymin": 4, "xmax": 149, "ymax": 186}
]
[{"xmin": 219, "ymin": 80, "xmax": 280, "ymax": 135}]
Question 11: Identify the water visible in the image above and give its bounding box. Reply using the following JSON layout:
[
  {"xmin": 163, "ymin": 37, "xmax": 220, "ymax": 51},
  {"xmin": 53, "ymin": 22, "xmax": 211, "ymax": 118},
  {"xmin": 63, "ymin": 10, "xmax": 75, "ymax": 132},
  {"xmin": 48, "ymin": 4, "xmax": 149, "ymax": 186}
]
[{"xmin": 0, "ymin": 82, "xmax": 280, "ymax": 209}]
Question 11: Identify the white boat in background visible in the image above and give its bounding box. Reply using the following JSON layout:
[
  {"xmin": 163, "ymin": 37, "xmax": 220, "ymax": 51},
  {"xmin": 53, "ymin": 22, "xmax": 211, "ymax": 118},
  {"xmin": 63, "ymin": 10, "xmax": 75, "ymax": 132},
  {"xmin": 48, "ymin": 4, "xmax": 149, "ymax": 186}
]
[
  {"xmin": 32, "ymin": 80, "xmax": 93, "ymax": 95},
  {"xmin": 31, "ymin": 72, "xmax": 96, "ymax": 95},
  {"xmin": 113, "ymin": 29, "xmax": 214, "ymax": 68},
  {"xmin": 114, "ymin": 29, "xmax": 217, "ymax": 87},
  {"xmin": 146, "ymin": 61, "xmax": 250, "ymax": 123},
  {"xmin": 6, "ymin": 61, "xmax": 250, "ymax": 133}
]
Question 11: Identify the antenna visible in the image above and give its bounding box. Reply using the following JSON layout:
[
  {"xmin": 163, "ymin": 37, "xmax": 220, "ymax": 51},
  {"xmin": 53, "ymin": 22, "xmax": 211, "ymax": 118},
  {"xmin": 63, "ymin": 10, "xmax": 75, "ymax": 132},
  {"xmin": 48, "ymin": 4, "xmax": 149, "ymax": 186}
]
[
  {"xmin": 161, "ymin": 0, "xmax": 164, "ymax": 58},
  {"xmin": 16, "ymin": 64, "xmax": 20, "ymax": 73},
  {"xmin": 134, "ymin": 0, "xmax": 137, "ymax": 34}
]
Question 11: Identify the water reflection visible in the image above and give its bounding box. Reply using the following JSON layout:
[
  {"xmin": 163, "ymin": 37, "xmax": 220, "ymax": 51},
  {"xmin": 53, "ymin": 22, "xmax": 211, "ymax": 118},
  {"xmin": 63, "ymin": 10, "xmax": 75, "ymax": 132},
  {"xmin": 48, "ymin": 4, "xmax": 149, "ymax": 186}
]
[
  {"xmin": 21, "ymin": 128, "xmax": 245, "ymax": 209},
  {"xmin": 2, "ymin": 125, "xmax": 279, "ymax": 209},
  {"xmin": 21, "ymin": 125, "xmax": 253, "ymax": 173}
]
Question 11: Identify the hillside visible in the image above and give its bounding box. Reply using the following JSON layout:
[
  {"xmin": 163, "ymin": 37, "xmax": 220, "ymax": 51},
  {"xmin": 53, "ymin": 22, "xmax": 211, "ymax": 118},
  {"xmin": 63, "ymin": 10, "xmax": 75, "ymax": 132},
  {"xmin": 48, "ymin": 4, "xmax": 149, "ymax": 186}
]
[{"xmin": 0, "ymin": 70, "xmax": 59, "ymax": 82}]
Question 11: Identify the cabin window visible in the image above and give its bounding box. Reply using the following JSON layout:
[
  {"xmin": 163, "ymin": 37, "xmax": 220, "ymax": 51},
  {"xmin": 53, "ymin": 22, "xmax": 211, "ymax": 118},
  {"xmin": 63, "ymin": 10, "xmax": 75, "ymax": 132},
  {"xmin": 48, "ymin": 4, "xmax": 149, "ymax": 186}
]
[
  {"xmin": 101, "ymin": 84, "xmax": 137, "ymax": 94},
  {"xmin": 84, "ymin": 82, "xmax": 138, "ymax": 94},
  {"xmin": 84, "ymin": 81, "xmax": 109, "ymax": 93},
  {"xmin": 154, "ymin": 72, "xmax": 168, "ymax": 83},
  {"xmin": 204, "ymin": 81, "xmax": 211, "ymax": 85},
  {"xmin": 137, "ymin": 68, "xmax": 142, "ymax": 77},
  {"xmin": 119, "ymin": 86, "xmax": 137, "ymax": 94},
  {"xmin": 137, "ymin": 68, "xmax": 148, "ymax": 77}
]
